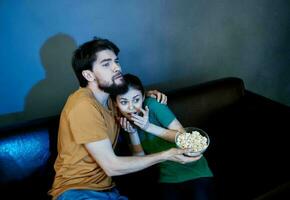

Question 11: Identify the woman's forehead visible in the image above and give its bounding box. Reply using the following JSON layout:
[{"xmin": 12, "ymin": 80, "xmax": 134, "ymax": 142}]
[{"xmin": 118, "ymin": 88, "xmax": 142, "ymax": 99}]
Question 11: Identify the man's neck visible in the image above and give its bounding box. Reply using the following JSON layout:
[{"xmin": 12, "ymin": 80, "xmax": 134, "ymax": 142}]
[{"xmin": 87, "ymin": 83, "xmax": 109, "ymax": 108}]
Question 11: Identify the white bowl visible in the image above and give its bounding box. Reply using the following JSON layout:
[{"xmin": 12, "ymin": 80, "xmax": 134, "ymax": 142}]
[{"xmin": 175, "ymin": 127, "xmax": 210, "ymax": 157}]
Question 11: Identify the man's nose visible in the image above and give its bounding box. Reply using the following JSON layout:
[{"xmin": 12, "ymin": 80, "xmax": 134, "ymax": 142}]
[{"xmin": 112, "ymin": 62, "xmax": 121, "ymax": 72}]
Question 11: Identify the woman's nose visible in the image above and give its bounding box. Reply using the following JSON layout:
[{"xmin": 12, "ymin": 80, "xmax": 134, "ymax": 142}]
[{"xmin": 128, "ymin": 103, "xmax": 134, "ymax": 110}]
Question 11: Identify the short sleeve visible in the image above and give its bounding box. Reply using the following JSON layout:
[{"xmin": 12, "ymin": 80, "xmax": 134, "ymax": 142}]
[
  {"xmin": 68, "ymin": 100, "xmax": 108, "ymax": 144},
  {"xmin": 145, "ymin": 97, "xmax": 176, "ymax": 127}
]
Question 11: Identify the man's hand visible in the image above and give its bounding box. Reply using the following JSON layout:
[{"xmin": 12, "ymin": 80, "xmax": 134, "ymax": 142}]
[
  {"xmin": 164, "ymin": 148, "xmax": 202, "ymax": 164},
  {"xmin": 146, "ymin": 90, "xmax": 167, "ymax": 104}
]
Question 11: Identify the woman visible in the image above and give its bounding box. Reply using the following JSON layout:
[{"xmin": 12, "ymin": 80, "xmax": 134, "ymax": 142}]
[{"xmin": 114, "ymin": 74, "xmax": 215, "ymax": 200}]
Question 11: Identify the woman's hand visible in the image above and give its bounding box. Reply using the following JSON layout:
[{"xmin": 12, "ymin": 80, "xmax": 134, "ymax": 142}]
[
  {"xmin": 131, "ymin": 106, "xmax": 150, "ymax": 131},
  {"xmin": 146, "ymin": 90, "xmax": 167, "ymax": 104},
  {"xmin": 120, "ymin": 117, "xmax": 137, "ymax": 134}
]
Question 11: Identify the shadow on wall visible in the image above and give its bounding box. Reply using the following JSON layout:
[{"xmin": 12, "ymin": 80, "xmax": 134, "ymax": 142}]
[{"xmin": 0, "ymin": 33, "xmax": 78, "ymax": 128}]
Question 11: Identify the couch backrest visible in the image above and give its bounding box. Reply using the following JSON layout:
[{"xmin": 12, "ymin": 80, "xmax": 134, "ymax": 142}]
[{"xmin": 166, "ymin": 77, "xmax": 245, "ymax": 127}]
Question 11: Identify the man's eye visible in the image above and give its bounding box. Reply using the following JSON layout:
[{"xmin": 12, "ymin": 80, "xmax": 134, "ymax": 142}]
[
  {"xmin": 115, "ymin": 59, "xmax": 119, "ymax": 64},
  {"xmin": 103, "ymin": 62, "xmax": 110, "ymax": 67}
]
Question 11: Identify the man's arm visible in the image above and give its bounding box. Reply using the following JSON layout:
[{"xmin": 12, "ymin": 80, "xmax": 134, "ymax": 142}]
[
  {"xmin": 146, "ymin": 90, "xmax": 167, "ymax": 104},
  {"xmin": 85, "ymin": 138, "xmax": 200, "ymax": 176}
]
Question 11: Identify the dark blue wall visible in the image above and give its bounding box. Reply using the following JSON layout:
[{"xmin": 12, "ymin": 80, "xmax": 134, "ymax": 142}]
[{"xmin": 1, "ymin": 0, "xmax": 289, "ymax": 127}]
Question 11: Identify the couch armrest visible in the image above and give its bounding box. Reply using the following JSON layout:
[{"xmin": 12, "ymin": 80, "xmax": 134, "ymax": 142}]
[{"xmin": 167, "ymin": 77, "xmax": 245, "ymax": 126}]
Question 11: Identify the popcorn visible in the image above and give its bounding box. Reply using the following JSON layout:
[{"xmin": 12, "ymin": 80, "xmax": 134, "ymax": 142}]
[{"xmin": 176, "ymin": 130, "xmax": 208, "ymax": 152}]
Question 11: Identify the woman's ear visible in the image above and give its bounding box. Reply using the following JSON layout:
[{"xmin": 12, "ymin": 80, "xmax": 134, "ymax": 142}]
[{"xmin": 82, "ymin": 70, "xmax": 95, "ymax": 82}]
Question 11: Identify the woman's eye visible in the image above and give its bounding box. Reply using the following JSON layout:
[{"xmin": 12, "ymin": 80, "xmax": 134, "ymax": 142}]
[
  {"xmin": 133, "ymin": 98, "xmax": 140, "ymax": 103},
  {"xmin": 120, "ymin": 101, "xmax": 127, "ymax": 105}
]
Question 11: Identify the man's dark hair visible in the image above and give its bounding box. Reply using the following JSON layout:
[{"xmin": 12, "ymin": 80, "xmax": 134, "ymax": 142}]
[{"xmin": 72, "ymin": 37, "xmax": 120, "ymax": 87}]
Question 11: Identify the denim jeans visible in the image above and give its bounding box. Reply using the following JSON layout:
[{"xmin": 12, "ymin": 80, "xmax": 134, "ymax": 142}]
[{"xmin": 56, "ymin": 188, "xmax": 128, "ymax": 200}]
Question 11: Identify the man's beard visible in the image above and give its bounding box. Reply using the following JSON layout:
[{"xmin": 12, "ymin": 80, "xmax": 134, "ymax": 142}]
[{"xmin": 98, "ymin": 78, "xmax": 128, "ymax": 96}]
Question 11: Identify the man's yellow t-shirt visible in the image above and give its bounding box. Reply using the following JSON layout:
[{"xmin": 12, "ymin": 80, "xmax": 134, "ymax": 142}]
[{"xmin": 49, "ymin": 88, "xmax": 120, "ymax": 199}]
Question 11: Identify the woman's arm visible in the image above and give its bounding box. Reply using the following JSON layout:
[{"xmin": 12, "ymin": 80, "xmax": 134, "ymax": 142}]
[
  {"xmin": 145, "ymin": 119, "xmax": 184, "ymax": 142},
  {"xmin": 167, "ymin": 118, "xmax": 184, "ymax": 132},
  {"xmin": 128, "ymin": 131, "xmax": 145, "ymax": 156},
  {"xmin": 131, "ymin": 107, "xmax": 184, "ymax": 143},
  {"xmin": 120, "ymin": 117, "xmax": 145, "ymax": 156}
]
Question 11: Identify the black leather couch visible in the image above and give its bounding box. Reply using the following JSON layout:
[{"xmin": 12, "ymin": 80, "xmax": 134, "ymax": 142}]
[{"xmin": 1, "ymin": 77, "xmax": 289, "ymax": 200}]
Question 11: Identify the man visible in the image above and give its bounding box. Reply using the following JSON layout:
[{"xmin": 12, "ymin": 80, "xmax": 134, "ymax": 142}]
[{"xmin": 49, "ymin": 38, "xmax": 200, "ymax": 200}]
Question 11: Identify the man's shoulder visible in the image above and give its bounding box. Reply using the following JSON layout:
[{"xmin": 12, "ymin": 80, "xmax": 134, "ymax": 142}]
[
  {"xmin": 72, "ymin": 87, "xmax": 93, "ymax": 100},
  {"xmin": 63, "ymin": 88, "xmax": 100, "ymax": 114}
]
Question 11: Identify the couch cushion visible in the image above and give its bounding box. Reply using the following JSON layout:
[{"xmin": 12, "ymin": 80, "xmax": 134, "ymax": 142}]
[{"xmin": 0, "ymin": 116, "xmax": 59, "ymax": 200}]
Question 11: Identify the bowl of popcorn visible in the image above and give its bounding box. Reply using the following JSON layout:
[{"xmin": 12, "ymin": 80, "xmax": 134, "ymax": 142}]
[{"xmin": 175, "ymin": 127, "xmax": 210, "ymax": 157}]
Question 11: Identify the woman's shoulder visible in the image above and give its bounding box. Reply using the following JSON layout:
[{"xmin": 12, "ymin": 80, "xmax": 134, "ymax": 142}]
[{"xmin": 144, "ymin": 97, "xmax": 160, "ymax": 106}]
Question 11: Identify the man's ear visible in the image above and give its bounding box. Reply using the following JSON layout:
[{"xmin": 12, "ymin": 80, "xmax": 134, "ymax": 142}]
[{"xmin": 82, "ymin": 70, "xmax": 95, "ymax": 82}]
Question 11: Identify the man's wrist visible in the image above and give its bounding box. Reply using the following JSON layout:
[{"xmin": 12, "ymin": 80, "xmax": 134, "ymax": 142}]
[{"xmin": 159, "ymin": 149, "xmax": 171, "ymax": 161}]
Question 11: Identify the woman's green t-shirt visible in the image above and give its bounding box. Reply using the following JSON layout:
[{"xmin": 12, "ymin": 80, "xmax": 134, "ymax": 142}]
[{"xmin": 139, "ymin": 97, "xmax": 213, "ymax": 183}]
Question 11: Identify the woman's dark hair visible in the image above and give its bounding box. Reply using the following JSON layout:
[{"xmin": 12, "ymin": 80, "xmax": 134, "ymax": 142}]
[
  {"xmin": 124, "ymin": 74, "xmax": 145, "ymax": 95},
  {"xmin": 72, "ymin": 37, "xmax": 120, "ymax": 87},
  {"xmin": 111, "ymin": 73, "xmax": 145, "ymax": 100}
]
